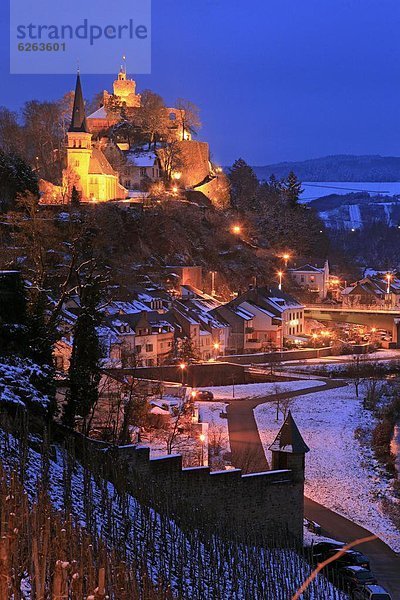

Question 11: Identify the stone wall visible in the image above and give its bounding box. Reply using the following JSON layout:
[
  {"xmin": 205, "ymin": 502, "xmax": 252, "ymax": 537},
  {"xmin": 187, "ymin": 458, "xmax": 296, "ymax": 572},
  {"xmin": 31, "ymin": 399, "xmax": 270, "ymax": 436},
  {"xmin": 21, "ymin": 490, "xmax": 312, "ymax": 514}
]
[
  {"xmin": 219, "ymin": 347, "xmax": 333, "ymax": 365},
  {"xmin": 117, "ymin": 362, "xmax": 249, "ymax": 387},
  {"xmin": 107, "ymin": 445, "xmax": 304, "ymax": 544}
]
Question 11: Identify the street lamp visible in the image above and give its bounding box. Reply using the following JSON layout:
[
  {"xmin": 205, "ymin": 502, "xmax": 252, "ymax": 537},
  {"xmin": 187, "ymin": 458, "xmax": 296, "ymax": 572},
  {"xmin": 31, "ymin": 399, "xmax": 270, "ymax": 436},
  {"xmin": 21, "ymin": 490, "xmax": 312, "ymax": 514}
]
[
  {"xmin": 231, "ymin": 224, "xmax": 242, "ymax": 235},
  {"xmin": 277, "ymin": 270, "xmax": 284, "ymax": 291},
  {"xmin": 312, "ymin": 333, "xmax": 318, "ymax": 348},
  {"xmin": 282, "ymin": 253, "xmax": 291, "ymax": 268},
  {"xmin": 386, "ymin": 273, "xmax": 393, "ymax": 294},
  {"xmin": 199, "ymin": 433, "xmax": 206, "ymax": 466},
  {"xmin": 179, "ymin": 362, "xmax": 186, "ymax": 385},
  {"xmin": 213, "ymin": 341, "xmax": 220, "ymax": 358},
  {"xmin": 210, "ymin": 270, "xmax": 217, "ymax": 296}
]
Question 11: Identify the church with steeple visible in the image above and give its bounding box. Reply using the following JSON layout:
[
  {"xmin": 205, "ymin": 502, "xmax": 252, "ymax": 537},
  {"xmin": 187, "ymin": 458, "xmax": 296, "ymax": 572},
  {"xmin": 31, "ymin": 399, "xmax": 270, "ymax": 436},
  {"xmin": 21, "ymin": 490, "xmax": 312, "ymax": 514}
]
[{"xmin": 64, "ymin": 73, "xmax": 127, "ymax": 202}]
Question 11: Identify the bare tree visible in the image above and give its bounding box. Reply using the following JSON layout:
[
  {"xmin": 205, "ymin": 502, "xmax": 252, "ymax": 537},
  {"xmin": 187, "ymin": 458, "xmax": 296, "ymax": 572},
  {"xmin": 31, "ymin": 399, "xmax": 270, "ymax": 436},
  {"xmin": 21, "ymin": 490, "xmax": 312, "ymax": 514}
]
[{"xmin": 176, "ymin": 98, "xmax": 201, "ymax": 139}]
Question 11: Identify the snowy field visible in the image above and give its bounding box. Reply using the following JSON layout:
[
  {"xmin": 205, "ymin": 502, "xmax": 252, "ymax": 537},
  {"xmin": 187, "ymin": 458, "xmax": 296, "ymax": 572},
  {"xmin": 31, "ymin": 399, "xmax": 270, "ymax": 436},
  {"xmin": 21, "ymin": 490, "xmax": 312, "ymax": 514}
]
[
  {"xmin": 255, "ymin": 384, "xmax": 400, "ymax": 552},
  {"xmin": 200, "ymin": 380, "xmax": 322, "ymax": 401}
]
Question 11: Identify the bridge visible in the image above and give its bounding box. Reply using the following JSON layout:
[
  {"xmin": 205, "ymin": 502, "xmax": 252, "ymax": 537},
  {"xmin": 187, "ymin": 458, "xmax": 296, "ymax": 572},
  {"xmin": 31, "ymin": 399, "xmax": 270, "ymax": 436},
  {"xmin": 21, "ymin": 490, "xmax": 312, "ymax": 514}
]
[{"xmin": 304, "ymin": 305, "xmax": 400, "ymax": 346}]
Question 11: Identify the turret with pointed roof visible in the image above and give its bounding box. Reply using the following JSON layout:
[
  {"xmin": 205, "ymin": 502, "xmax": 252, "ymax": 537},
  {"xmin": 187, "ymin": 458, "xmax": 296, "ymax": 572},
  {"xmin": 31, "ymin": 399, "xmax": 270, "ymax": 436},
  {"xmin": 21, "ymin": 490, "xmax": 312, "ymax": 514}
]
[
  {"xmin": 269, "ymin": 411, "xmax": 309, "ymax": 482},
  {"xmin": 69, "ymin": 73, "xmax": 89, "ymax": 133}
]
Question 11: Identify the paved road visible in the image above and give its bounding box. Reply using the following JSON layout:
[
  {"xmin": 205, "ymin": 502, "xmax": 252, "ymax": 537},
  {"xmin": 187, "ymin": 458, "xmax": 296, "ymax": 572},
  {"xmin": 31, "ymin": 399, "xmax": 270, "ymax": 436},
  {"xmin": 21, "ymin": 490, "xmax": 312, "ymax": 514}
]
[
  {"xmin": 226, "ymin": 379, "xmax": 344, "ymax": 472},
  {"xmin": 305, "ymin": 498, "xmax": 400, "ymax": 598},
  {"xmin": 221, "ymin": 378, "xmax": 400, "ymax": 598}
]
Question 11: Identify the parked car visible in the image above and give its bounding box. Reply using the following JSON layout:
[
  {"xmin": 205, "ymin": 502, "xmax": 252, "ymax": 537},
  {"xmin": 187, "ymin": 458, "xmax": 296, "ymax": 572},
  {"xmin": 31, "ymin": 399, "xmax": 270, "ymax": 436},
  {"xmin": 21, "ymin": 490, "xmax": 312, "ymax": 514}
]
[
  {"xmin": 311, "ymin": 540, "xmax": 345, "ymax": 561},
  {"xmin": 353, "ymin": 584, "xmax": 392, "ymax": 600},
  {"xmin": 192, "ymin": 390, "xmax": 214, "ymax": 401},
  {"xmin": 338, "ymin": 566, "xmax": 377, "ymax": 591},
  {"xmin": 325, "ymin": 549, "xmax": 370, "ymax": 570}
]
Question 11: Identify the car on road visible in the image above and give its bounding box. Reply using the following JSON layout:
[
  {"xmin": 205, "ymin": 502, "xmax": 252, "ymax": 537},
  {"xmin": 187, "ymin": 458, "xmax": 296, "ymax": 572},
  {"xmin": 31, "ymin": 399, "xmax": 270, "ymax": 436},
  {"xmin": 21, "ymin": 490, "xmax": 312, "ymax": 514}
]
[
  {"xmin": 325, "ymin": 549, "xmax": 370, "ymax": 570},
  {"xmin": 311, "ymin": 540, "xmax": 345, "ymax": 562},
  {"xmin": 192, "ymin": 390, "xmax": 214, "ymax": 401},
  {"xmin": 338, "ymin": 566, "xmax": 377, "ymax": 591},
  {"xmin": 353, "ymin": 584, "xmax": 392, "ymax": 600}
]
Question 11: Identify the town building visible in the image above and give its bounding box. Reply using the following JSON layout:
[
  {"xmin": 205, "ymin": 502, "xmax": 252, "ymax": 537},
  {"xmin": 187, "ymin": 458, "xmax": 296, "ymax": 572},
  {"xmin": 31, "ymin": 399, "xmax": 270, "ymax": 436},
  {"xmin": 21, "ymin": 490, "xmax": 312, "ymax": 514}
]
[
  {"xmin": 65, "ymin": 73, "xmax": 127, "ymax": 202},
  {"xmin": 287, "ymin": 259, "xmax": 330, "ymax": 301},
  {"xmin": 122, "ymin": 150, "xmax": 162, "ymax": 191},
  {"xmin": 341, "ymin": 275, "xmax": 400, "ymax": 308}
]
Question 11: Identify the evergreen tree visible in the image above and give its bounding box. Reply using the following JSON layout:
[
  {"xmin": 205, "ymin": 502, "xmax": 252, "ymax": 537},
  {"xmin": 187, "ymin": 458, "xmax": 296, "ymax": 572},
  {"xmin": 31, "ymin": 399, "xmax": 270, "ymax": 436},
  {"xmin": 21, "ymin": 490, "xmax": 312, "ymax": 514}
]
[
  {"xmin": 283, "ymin": 171, "xmax": 303, "ymax": 208},
  {"xmin": 0, "ymin": 150, "xmax": 39, "ymax": 212},
  {"xmin": 228, "ymin": 158, "xmax": 259, "ymax": 211},
  {"xmin": 70, "ymin": 185, "xmax": 81, "ymax": 208},
  {"xmin": 26, "ymin": 289, "xmax": 57, "ymax": 407},
  {"xmin": 180, "ymin": 336, "xmax": 199, "ymax": 363},
  {"xmin": 63, "ymin": 266, "xmax": 104, "ymax": 434},
  {"xmin": 0, "ymin": 271, "xmax": 28, "ymax": 356}
]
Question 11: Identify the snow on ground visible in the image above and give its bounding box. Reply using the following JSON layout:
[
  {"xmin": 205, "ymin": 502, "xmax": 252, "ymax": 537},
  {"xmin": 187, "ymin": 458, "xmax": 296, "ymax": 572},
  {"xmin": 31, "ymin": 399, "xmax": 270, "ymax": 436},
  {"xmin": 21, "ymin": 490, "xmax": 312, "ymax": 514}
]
[
  {"xmin": 198, "ymin": 402, "xmax": 230, "ymax": 469},
  {"xmin": 255, "ymin": 384, "xmax": 400, "ymax": 552},
  {"xmin": 200, "ymin": 380, "xmax": 322, "ymax": 401},
  {"xmin": 283, "ymin": 349, "xmax": 400, "ymax": 369}
]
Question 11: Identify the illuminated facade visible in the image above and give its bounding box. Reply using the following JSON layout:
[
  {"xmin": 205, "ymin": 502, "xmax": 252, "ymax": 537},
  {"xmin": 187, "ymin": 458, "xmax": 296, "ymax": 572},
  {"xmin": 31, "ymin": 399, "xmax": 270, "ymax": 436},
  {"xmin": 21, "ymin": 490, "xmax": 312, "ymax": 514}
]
[{"xmin": 65, "ymin": 74, "xmax": 126, "ymax": 202}]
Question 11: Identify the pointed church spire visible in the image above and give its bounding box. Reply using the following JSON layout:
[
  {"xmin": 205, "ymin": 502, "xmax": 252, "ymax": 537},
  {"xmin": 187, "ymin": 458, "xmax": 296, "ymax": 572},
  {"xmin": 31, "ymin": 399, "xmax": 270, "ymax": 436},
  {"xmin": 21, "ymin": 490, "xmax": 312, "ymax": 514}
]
[
  {"xmin": 268, "ymin": 411, "xmax": 310, "ymax": 454},
  {"xmin": 69, "ymin": 73, "xmax": 89, "ymax": 133}
]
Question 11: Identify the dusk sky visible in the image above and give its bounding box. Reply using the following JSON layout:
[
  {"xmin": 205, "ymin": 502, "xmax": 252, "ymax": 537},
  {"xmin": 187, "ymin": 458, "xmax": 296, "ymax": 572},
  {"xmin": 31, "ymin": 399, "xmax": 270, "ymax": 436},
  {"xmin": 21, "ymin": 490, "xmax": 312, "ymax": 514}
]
[{"xmin": 1, "ymin": 0, "xmax": 400, "ymax": 166}]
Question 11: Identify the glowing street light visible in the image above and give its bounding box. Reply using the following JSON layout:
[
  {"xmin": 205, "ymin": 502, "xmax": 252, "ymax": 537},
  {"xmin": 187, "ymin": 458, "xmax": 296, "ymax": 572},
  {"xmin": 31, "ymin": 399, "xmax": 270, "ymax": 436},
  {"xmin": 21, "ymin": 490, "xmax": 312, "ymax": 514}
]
[
  {"xmin": 386, "ymin": 273, "xmax": 393, "ymax": 294},
  {"xmin": 210, "ymin": 270, "xmax": 217, "ymax": 296},
  {"xmin": 172, "ymin": 185, "xmax": 179, "ymax": 194},
  {"xmin": 231, "ymin": 224, "xmax": 242, "ymax": 235},
  {"xmin": 172, "ymin": 171, "xmax": 182, "ymax": 180},
  {"xmin": 179, "ymin": 362, "xmax": 186, "ymax": 385},
  {"xmin": 213, "ymin": 341, "xmax": 220, "ymax": 358},
  {"xmin": 282, "ymin": 253, "xmax": 291, "ymax": 268},
  {"xmin": 312, "ymin": 332, "xmax": 318, "ymax": 348},
  {"xmin": 277, "ymin": 270, "xmax": 284, "ymax": 291}
]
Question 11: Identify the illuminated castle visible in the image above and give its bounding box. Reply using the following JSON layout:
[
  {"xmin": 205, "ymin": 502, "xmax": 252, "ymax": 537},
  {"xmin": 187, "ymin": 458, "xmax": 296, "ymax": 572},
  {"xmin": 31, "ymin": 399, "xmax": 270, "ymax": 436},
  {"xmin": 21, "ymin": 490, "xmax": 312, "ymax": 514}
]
[
  {"xmin": 87, "ymin": 61, "xmax": 191, "ymax": 143},
  {"xmin": 106, "ymin": 61, "xmax": 142, "ymax": 108},
  {"xmin": 64, "ymin": 73, "xmax": 127, "ymax": 202}
]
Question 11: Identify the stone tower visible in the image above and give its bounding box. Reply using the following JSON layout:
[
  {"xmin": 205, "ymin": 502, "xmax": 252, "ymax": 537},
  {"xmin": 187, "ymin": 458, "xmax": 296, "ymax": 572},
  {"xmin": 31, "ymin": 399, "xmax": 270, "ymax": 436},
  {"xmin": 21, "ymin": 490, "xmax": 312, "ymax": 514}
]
[
  {"xmin": 112, "ymin": 61, "xmax": 141, "ymax": 108},
  {"xmin": 268, "ymin": 411, "xmax": 309, "ymax": 483},
  {"xmin": 66, "ymin": 73, "xmax": 92, "ymax": 199}
]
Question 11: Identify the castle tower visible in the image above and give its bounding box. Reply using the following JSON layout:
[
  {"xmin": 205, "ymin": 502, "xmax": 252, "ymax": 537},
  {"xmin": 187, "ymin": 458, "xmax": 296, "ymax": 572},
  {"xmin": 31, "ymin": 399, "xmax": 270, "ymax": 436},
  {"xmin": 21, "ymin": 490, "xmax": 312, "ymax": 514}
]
[
  {"xmin": 66, "ymin": 73, "xmax": 93, "ymax": 199},
  {"xmin": 112, "ymin": 60, "xmax": 141, "ymax": 108},
  {"xmin": 268, "ymin": 411, "xmax": 309, "ymax": 483}
]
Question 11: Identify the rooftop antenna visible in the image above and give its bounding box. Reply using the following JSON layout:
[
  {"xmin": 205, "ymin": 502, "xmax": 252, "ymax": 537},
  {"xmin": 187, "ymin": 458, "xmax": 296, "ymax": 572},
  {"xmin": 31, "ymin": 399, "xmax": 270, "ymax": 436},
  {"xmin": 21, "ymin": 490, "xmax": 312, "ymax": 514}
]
[{"xmin": 122, "ymin": 54, "xmax": 127, "ymax": 75}]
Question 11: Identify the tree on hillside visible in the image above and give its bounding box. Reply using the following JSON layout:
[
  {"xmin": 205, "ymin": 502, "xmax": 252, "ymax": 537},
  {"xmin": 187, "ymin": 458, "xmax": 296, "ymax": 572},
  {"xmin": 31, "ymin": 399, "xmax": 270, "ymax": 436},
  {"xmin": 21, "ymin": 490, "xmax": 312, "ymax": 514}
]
[
  {"xmin": 70, "ymin": 185, "xmax": 81, "ymax": 208},
  {"xmin": 228, "ymin": 158, "xmax": 259, "ymax": 211},
  {"xmin": 0, "ymin": 272, "xmax": 28, "ymax": 356},
  {"xmin": 140, "ymin": 90, "xmax": 166, "ymax": 150},
  {"xmin": 63, "ymin": 261, "xmax": 105, "ymax": 434},
  {"xmin": 0, "ymin": 151, "xmax": 39, "ymax": 212},
  {"xmin": 160, "ymin": 140, "xmax": 186, "ymax": 182},
  {"xmin": 57, "ymin": 91, "xmax": 75, "ymax": 139},
  {"xmin": 176, "ymin": 99, "xmax": 201, "ymax": 139},
  {"xmin": 87, "ymin": 91, "xmax": 105, "ymax": 117},
  {"xmin": 23, "ymin": 100, "xmax": 64, "ymax": 183},
  {"xmin": 283, "ymin": 171, "xmax": 303, "ymax": 207},
  {"xmin": 0, "ymin": 107, "xmax": 24, "ymax": 155}
]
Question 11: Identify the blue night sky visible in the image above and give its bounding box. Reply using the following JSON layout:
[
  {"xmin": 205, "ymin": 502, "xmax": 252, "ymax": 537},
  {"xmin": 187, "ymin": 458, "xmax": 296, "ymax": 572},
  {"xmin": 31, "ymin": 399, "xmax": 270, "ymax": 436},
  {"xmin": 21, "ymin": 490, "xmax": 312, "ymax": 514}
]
[{"xmin": 1, "ymin": 0, "xmax": 400, "ymax": 166}]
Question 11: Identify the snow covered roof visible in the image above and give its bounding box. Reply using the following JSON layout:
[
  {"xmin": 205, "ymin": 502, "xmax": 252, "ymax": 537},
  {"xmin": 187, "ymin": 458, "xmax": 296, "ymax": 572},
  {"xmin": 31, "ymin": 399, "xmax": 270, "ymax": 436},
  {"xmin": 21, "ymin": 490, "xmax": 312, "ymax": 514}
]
[
  {"xmin": 233, "ymin": 306, "xmax": 254, "ymax": 321},
  {"xmin": 288, "ymin": 264, "xmax": 324, "ymax": 273},
  {"xmin": 107, "ymin": 300, "xmax": 151, "ymax": 315},
  {"xmin": 269, "ymin": 411, "xmax": 310, "ymax": 454},
  {"xmin": 125, "ymin": 151, "xmax": 158, "ymax": 167},
  {"xmin": 87, "ymin": 106, "xmax": 108, "ymax": 120}
]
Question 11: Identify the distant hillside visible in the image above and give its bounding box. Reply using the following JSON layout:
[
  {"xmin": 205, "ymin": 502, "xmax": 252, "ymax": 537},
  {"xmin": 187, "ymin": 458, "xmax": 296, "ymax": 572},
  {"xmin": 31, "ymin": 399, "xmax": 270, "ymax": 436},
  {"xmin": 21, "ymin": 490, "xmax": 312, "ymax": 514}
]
[{"xmin": 251, "ymin": 155, "xmax": 400, "ymax": 182}]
